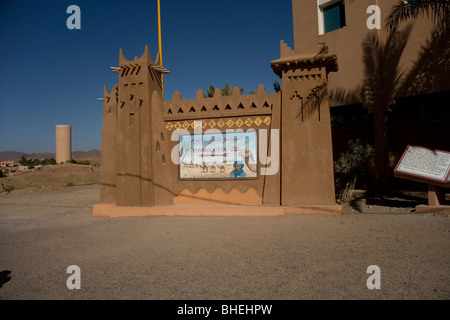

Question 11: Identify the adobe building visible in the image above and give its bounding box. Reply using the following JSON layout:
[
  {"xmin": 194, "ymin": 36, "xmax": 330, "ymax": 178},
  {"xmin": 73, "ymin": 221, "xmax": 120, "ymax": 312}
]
[
  {"xmin": 94, "ymin": 11, "xmax": 342, "ymax": 217},
  {"xmin": 292, "ymin": 0, "xmax": 449, "ymax": 189},
  {"xmin": 0, "ymin": 161, "xmax": 15, "ymax": 169},
  {"xmin": 94, "ymin": 0, "xmax": 449, "ymax": 217},
  {"xmin": 293, "ymin": 0, "xmax": 439, "ymax": 96}
]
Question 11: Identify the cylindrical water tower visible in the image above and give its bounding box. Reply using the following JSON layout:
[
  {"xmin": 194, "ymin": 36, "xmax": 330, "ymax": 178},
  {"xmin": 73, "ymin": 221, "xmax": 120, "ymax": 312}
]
[{"xmin": 55, "ymin": 125, "xmax": 72, "ymax": 164}]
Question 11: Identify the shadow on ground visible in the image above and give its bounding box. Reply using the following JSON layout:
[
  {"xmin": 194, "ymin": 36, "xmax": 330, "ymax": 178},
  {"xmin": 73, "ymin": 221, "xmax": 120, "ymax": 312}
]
[
  {"xmin": 0, "ymin": 271, "xmax": 11, "ymax": 288},
  {"xmin": 347, "ymin": 190, "xmax": 429, "ymax": 213}
]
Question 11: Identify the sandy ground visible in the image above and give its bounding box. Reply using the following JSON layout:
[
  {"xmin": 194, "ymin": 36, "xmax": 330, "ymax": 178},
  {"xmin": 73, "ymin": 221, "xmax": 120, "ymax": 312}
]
[{"xmin": 0, "ymin": 183, "xmax": 449, "ymax": 300}]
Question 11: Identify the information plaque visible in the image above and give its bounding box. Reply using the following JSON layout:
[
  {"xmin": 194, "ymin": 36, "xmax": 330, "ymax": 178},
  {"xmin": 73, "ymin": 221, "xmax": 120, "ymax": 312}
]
[{"xmin": 394, "ymin": 145, "xmax": 450, "ymax": 186}]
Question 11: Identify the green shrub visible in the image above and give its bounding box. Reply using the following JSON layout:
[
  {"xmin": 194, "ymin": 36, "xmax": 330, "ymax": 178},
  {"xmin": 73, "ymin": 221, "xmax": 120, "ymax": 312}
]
[
  {"xmin": 41, "ymin": 158, "xmax": 56, "ymax": 165},
  {"xmin": 19, "ymin": 156, "xmax": 56, "ymax": 167},
  {"xmin": 4, "ymin": 185, "xmax": 15, "ymax": 193},
  {"xmin": 65, "ymin": 182, "xmax": 75, "ymax": 187},
  {"xmin": 334, "ymin": 140, "xmax": 374, "ymax": 203}
]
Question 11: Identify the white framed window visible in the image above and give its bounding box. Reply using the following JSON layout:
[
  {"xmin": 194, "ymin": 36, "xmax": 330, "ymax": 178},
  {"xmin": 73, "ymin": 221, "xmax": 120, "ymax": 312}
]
[{"xmin": 317, "ymin": 0, "xmax": 346, "ymax": 35}]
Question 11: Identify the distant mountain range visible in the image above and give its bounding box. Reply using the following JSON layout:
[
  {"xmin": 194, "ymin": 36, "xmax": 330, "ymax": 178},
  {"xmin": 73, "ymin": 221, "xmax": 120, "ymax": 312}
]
[{"xmin": 0, "ymin": 149, "xmax": 101, "ymax": 161}]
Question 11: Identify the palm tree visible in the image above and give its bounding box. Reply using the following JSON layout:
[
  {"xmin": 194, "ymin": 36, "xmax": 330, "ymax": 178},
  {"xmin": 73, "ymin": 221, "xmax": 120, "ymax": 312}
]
[
  {"xmin": 206, "ymin": 84, "xmax": 216, "ymax": 98},
  {"xmin": 398, "ymin": 18, "xmax": 450, "ymax": 97},
  {"xmin": 329, "ymin": 2, "xmax": 449, "ymax": 191},
  {"xmin": 386, "ymin": 0, "xmax": 450, "ymax": 30},
  {"xmin": 363, "ymin": 24, "xmax": 414, "ymax": 190},
  {"xmin": 206, "ymin": 84, "xmax": 244, "ymax": 97},
  {"xmin": 222, "ymin": 84, "xmax": 244, "ymax": 96},
  {"xmin": 330, "ymin": 24, "xmax": 414, "ymax": 190},
  {"xmin": 273, "ymin": 80, "xmax": 282, "ymax": 93}
]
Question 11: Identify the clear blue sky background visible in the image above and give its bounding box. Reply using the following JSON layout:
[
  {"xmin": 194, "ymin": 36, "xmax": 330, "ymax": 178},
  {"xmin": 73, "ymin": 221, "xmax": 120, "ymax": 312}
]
[{"xmin": 0, "ymin": 0, "xmax": 293, "ymax": 153}]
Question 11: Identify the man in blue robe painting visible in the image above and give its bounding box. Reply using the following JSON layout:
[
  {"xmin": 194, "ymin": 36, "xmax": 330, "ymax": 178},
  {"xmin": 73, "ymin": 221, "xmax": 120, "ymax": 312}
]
[{"xmin": 229, "ymin": 161, "xmax": 247, "ymax": 178}]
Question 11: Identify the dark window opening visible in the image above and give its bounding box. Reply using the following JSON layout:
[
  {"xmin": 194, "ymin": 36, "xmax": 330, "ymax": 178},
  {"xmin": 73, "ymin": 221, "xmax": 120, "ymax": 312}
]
[{"xmin": 323, "ymin": 1, "xmax": 346, "ymax": 34}]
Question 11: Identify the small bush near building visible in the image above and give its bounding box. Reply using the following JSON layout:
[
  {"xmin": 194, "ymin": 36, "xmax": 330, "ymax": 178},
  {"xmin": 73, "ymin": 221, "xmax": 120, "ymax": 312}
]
[
  {"xmin": 334, "ymin": 140, "xmax": 374, "ymax": 203},
  {"xmin": 4, "ymin": 185, "xmax": 15, "ymax": 194}
]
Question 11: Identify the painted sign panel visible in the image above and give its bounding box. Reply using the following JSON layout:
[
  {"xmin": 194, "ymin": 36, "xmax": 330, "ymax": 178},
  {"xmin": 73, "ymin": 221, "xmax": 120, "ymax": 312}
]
[
  {"xmin": 179, "ymin": 131, "xmax": 258, "ymax": 180},
  {"xmin": 394, "ymin": 145, "xmax": 450, "ymax": 183}
]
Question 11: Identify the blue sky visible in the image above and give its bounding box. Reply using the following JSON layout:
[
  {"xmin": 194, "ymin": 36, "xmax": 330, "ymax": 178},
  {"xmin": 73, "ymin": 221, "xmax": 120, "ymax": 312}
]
[{"xmin": 0, "ymin": 0, "xmax": 293, "ymax": 153}]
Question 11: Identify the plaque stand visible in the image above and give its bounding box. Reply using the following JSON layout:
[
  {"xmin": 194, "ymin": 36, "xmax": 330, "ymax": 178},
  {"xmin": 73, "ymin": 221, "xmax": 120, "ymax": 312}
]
[
  {"xmin": 394, "ymin": 145, "xmax": 450, "ymax": 215},
  {"xmin": 415, "ymin": 184, "xmax": 450, "ymax": 215},
  {"xmin": 428, "ymin": 184, "xmax": 445, "ymax": 206}
]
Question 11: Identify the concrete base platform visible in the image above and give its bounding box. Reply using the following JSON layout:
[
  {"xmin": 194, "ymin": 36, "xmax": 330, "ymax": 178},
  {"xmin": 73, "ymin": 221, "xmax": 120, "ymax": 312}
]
[
  {"xmin": 415, "ymin": 205, "xmax": 450, "ymax": 215},
  {"xmin": 284, "ymin": 205, "xmax": 342, "ymax": 214},
  {"xmin": 93, "ymin": 204, "xmax": 342, "ymax": 218}
]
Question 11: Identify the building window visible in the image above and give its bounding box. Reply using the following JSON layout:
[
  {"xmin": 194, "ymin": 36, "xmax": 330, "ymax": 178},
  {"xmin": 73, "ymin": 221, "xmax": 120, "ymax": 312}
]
[
  {"xmin": 318, "ymin": 0, "xmax": 346, "ymax": 35},
  {"xmin": 395, "ymin": 91, "xmax": 450, "ymax": 123},
  {"xmin": 422, "ymin": 105, "xmax": 450, "ymax": 122}
]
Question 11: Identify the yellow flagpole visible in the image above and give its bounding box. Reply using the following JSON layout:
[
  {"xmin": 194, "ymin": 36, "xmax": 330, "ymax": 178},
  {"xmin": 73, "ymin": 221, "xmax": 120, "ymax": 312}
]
[{"xmin": 157, "ymin": 0, "xmax": 164, "ymax": 100}]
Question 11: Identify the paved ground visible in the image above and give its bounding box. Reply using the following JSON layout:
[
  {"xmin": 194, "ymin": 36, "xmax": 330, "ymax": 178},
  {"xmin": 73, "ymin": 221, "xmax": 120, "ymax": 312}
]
[{"xmin": 0, "ymin": 185, "xmax": 449, "ymax": 300}]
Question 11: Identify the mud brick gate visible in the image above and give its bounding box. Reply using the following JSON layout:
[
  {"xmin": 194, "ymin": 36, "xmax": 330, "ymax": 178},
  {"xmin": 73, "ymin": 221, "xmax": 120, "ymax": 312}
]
[{"xmin": 93, "ymin": 41, "xmax": 342, "ymax": 217}]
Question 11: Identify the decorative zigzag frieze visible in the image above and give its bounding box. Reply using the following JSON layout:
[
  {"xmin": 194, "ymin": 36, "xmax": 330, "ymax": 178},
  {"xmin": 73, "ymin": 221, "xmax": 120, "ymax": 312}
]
[{"xmin": 163, "ymin": 85, "xmax": 278, "ymax": 121}]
